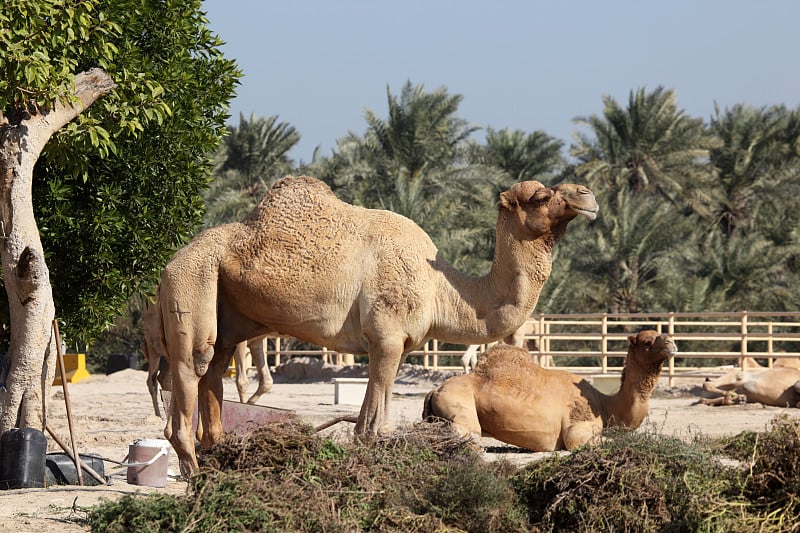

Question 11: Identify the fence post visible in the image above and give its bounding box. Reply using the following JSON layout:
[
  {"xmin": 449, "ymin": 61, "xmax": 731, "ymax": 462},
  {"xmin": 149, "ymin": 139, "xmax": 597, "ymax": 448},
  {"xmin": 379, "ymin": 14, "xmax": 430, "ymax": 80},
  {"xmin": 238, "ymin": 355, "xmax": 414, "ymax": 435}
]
[
  {"xmin": 274, "ymin": 336, "xmax": 281, "ymax": 366},
  {"xmin": 668, "ymin": 312, "xmax": 675, "ymax": 387},
  {"xmin": 740, "ymin": 311, "xmax": 748, "ymax": 370},
  {"xmin": 767, "ymin": 322, "xmax": 774, "ymax": 368},
  {"xmin": 601, "ymin": 313, "xmax": 608, "ymax": 373},
  {"xmin": 423, "ymin": 340, "xmax": 429, "ymax": 368},
  {"xmin": 432, "ymin": 339, "xmax": 439, "ymax": 370},
  {"xmin": 536, "ymin": 315, "xmax": 545, "ymax": 362}
]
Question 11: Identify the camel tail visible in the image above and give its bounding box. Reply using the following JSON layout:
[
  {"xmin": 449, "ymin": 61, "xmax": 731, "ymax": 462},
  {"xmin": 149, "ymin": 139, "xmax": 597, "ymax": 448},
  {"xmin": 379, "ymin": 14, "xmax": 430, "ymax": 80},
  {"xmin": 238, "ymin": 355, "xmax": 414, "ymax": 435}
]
[{"xmin": 422, "ymin": 389, "xmax": 435, "ymax": 421}]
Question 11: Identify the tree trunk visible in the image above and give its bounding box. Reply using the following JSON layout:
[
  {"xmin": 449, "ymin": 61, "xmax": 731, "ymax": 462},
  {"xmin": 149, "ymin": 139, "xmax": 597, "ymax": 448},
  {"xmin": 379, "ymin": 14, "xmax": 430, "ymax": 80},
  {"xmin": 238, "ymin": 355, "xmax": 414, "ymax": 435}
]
[{"xmin": 0, "ymin": 69, "xmax": 116, "ymax": 432}]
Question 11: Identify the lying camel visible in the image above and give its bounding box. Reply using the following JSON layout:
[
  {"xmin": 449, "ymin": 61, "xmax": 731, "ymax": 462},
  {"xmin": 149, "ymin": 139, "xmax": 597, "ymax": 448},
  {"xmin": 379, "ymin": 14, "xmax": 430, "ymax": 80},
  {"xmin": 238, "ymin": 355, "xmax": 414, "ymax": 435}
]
[
  {"xmin": 701, "ymin": 366, "xmax": 800, "ymax": 407},
  {"xmin": 158, "ymin": 175, "xmax": 597, "ymax": 476},
  {"xmin": 423, "ymin": 330, "xmax": 677, "ymax": 451}
]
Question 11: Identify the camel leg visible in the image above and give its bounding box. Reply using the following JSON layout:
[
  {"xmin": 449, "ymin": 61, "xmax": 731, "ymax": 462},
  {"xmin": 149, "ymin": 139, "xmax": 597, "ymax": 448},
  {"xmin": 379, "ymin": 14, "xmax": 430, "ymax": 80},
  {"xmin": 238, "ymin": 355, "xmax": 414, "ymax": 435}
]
[
  {"xmin": 232, "ymin": 341, "xmax": 250, "ymax": 403},
  {"xmin": 144, "ymin": 341, "xmax": 163, "ymax": 419},
  {"xmin": 562, "ymin": 420, "xmax": 602, "ymax": 449},
  {"xmin": 197, "ymin": 345, "xmax": 235, "ymax": 449},
  {"xmin": 702, "ymin": 373, "xmax": 748, "ymax": 404},
  {"xmin": 356, "ymin": 336, "xmax": 404, "ymax": 439},
  {"xmin": 246, "ymin": 336, "xmax": 273, "ymax": 404},
  {"xmin": 425, "ymin": 379, "xmax": 482, "ymax": 445},
  {"xmin": 165, "ymin": 358, "xmax": 201, "ymax": 478}
]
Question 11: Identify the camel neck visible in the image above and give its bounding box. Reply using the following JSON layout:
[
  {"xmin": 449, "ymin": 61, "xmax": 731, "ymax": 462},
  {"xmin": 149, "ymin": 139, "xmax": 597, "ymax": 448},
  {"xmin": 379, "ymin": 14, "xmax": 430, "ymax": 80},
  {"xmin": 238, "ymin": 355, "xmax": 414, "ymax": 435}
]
[
  {"xmin": 429, "ymin": 215, "xmax": 555, "ymax": 344},
  {"xmin": 605, "ymin": 360, "xmax": 664, "ymax": 429}
]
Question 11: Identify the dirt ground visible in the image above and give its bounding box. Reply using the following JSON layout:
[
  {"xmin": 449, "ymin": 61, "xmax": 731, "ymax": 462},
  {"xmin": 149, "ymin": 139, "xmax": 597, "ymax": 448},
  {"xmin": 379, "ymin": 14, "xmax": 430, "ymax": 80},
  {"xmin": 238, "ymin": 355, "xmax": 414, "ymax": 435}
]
[{"xmin": 1, "ymin": 361, "xmax": 798, "ymax": 533}]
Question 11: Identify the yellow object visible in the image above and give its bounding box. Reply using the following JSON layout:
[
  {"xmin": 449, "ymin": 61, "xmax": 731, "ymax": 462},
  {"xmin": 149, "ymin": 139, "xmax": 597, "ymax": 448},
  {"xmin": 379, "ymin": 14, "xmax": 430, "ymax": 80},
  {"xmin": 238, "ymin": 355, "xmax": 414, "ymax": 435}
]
[
  {"xmin": 224, "ymin": 357, "xmax": 236, "ymax": 378},
  {"xmin": 53, "ymin": 353, "xmax": 91, "ymax": 385}
]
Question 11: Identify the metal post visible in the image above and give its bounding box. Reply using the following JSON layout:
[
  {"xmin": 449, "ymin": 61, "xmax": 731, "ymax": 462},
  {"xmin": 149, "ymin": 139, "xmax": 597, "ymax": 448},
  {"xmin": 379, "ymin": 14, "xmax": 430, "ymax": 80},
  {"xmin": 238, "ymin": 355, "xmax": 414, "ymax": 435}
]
[
  {"xmin": 601, "ymin": 313, "xmax": 608, "ymax": 373},
  {"xmin": 668, "ymin": 312, "xmax": 675, "ymax": 387}
]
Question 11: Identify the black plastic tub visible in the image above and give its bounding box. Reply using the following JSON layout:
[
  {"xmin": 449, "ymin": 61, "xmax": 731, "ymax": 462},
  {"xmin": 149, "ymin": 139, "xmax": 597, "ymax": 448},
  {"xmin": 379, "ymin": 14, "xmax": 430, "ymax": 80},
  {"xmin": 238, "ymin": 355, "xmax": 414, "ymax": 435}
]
[{"xmin": 45, "ymin": 453, "xmax": 106, "ymax": 486}]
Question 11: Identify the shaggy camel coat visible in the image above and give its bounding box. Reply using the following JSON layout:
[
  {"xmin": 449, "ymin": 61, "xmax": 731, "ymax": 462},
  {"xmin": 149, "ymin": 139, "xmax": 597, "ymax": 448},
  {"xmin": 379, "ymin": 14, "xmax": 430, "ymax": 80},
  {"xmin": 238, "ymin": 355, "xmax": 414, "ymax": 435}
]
[
  {"xmin": 158, "ymin": 175, "xmax": 598, "ymax": 476},
  {"xmin": 424, "ymin": 330, "xmax": 677, "ymax": 451}
]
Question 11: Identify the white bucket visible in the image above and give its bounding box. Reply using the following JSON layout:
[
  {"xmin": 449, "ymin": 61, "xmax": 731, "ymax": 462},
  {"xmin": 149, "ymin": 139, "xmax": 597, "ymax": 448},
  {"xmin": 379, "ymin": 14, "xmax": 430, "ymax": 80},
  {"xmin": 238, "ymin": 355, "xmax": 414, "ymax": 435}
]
[{"xmin": 124, "ymin": 439, "xmax": 170, "ymax": 487}]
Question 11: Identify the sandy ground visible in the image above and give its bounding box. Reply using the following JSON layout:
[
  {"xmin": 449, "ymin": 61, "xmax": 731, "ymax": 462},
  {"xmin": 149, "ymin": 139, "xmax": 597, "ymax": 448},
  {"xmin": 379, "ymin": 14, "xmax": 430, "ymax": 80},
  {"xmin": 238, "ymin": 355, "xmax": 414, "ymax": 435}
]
[{"xmin": 1, "ymin": 361, "xmax": 799, "ymax": 533}]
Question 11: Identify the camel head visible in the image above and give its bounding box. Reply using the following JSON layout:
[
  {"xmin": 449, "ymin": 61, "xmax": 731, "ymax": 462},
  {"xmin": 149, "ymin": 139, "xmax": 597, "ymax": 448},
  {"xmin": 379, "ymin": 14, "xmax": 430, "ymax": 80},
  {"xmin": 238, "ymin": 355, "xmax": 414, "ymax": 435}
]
[
  {"xmin": 627, "ymin": 330, "xmax": 678, "ymax": 365},
  {"xmin": 499, "ymin": 181, "xmax": 598, "ymax": 239}
]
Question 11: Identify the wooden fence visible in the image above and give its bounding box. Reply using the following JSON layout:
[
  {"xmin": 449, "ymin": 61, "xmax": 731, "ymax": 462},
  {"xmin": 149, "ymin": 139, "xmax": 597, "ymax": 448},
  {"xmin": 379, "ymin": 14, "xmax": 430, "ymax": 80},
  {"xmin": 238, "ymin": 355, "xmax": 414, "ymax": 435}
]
[{"xmin": 260, "ymin": 311, "xmax": 800, "ymax": 386}]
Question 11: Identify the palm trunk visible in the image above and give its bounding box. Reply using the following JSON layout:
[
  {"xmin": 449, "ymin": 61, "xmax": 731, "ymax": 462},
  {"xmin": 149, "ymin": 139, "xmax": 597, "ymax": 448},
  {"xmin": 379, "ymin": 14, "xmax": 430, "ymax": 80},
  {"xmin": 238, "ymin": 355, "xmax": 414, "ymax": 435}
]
[{"xmin": 0, "ymin": 69, "xmax": 116, "ymax": 432}]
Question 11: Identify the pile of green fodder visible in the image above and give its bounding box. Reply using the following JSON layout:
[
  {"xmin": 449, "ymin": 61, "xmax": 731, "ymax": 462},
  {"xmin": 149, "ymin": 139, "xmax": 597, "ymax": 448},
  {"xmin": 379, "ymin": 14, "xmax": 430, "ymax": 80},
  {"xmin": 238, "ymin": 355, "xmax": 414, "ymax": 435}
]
[{"xmin": 88, "ymin": 415, "xmax": 800, "ymax": 532}]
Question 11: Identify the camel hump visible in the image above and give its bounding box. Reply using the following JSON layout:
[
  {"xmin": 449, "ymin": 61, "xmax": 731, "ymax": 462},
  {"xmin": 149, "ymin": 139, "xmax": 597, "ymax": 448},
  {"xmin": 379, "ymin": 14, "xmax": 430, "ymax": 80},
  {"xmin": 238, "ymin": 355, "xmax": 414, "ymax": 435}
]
[
  {"xmin": 245, "ymin": 175, "xmax": 339, "ymax": 225},
  {"xmin": 474, "ymin": 343, "xmax": 540, "ymax": 378},
  {"xmin": 272, "ymin": 175, "xmax": 333, "ymax": 195}
]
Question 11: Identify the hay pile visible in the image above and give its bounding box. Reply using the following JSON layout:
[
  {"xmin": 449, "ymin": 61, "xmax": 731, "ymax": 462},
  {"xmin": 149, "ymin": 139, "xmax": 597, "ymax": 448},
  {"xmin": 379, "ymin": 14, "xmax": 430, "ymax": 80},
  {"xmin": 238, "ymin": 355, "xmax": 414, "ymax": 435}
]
[{"xmin": 88, "ymin": 415, "xmax": 800, "ymax": 532}]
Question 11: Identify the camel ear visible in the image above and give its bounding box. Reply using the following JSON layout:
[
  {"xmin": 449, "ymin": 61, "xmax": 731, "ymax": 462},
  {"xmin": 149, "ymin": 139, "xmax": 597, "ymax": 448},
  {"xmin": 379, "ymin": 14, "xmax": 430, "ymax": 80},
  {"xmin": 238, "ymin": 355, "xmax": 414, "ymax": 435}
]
[
  {"xmin": 628, "ymin": 335, "xmax": 636, "ymax": 345},
  {"xmin": 531, "ymin": 188, "xmax": 553, "ymax": 203},
  {"xmin": 499, "ymin": 190, "xmax": 517, "ymax": 209}
]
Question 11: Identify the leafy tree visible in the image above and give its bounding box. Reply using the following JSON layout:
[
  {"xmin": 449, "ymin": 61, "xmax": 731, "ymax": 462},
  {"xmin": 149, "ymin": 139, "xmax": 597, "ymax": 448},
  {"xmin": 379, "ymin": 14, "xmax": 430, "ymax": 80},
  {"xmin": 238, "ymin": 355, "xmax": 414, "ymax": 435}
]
[{"xmin": 0, "ymin": 0, "xmax": 238, "ymax": 431}]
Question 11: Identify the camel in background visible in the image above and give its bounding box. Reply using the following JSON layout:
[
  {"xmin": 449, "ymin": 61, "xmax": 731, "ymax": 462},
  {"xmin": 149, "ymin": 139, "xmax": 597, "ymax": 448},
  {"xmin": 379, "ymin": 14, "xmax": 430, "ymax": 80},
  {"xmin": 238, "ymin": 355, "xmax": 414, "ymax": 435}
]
[
  {"xmin": 158, "ymin": 175, "xmax": 597, "ymax": 476},
  {"xmin": 701, "ymin": 364, "xmax": 800, "ymax": 407}
]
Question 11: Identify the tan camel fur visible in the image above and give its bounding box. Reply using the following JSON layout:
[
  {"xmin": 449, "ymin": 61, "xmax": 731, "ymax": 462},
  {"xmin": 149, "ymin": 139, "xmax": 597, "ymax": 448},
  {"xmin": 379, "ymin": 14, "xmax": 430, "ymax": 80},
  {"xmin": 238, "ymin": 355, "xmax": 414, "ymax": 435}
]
[
  {"xmin": 701, "ymin": 366, "xmax": 800, "ymax": 407},
  {"xmin": 143, "ymin": 293, "xmax": 171, "ymax": 419},
  {"xmin": 503, "ymin": 320, "xmax": 553, "ymax": 367},
  {"xmin": 423, "ymin": 330, "xmax": 677, "ymax": 451},
  {"xmin": 158, "ymin": 175, "xmax": 598, "ymax": 476},
  {"xmin": 143, "ymin": 296, "xmax": 272, "ymax": 418}
]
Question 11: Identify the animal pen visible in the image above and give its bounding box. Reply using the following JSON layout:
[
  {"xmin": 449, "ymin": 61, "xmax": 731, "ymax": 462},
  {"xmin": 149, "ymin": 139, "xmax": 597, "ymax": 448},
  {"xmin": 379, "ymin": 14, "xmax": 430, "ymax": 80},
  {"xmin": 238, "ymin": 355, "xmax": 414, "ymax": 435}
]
[{"xmin": 252, "ymin": 312, "xmax": 800, "ymax": 387}]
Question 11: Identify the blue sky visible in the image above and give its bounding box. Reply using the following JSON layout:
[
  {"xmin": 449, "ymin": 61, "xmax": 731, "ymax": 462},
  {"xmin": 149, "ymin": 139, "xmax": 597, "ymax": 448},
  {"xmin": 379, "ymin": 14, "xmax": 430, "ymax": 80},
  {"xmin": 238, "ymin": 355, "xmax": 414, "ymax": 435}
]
[{"xmin": 202, "ymin": 1, "xmax": 800, "ymax": 164}]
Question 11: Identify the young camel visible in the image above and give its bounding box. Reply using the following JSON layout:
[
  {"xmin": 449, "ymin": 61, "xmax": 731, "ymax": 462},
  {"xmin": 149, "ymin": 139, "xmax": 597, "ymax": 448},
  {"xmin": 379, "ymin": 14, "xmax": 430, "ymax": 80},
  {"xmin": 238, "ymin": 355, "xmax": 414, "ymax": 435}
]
[
  {"xmin": 159, "ymin": 175, "xmax": 598, "ymax": 476},
  {"xmin": 701, "ymin": 366, "xmax": 800, "ymax": 407},
  {"xmin": 423, "ymin": 330, "xmax": 677, "ymax": 451}
]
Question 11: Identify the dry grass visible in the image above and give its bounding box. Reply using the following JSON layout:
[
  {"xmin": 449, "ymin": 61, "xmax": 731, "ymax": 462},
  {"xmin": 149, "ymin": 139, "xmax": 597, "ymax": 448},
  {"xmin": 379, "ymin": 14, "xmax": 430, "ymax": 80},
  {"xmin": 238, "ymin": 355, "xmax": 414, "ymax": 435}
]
[{"xmin": 88, "ymin": 416, "xmax": 800, "ymax": 532}]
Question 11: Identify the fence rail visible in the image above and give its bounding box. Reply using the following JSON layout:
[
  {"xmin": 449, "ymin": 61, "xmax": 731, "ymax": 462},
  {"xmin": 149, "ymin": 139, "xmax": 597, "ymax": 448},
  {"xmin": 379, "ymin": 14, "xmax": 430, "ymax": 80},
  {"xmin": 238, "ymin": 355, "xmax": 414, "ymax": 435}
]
[{"xmin": 259, "ymin": 311, "xmax": 800, "ymax": 386}]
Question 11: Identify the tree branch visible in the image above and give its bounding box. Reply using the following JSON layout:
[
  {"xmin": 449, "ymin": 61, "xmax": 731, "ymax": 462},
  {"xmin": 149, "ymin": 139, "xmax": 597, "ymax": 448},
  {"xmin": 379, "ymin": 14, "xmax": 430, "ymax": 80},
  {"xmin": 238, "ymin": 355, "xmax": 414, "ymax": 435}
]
[{"xmin": 30, "ymin": 68, "xmax": 117, "ymax": 152}]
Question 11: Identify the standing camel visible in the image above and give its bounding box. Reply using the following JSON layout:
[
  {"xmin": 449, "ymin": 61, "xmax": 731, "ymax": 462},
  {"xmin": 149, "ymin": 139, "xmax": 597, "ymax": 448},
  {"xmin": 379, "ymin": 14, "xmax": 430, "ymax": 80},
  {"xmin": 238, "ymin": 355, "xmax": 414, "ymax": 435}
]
[
  {"xmin": 423, "ymin": 330, "xmax": 677, "ymax": 451},
  {"xmin": 159, "ymin": 175, "xmax": 598, "ymax": 476},
  {"xmin": 143, "ymin": 296, "xmax": 272, "ymax": 418}
]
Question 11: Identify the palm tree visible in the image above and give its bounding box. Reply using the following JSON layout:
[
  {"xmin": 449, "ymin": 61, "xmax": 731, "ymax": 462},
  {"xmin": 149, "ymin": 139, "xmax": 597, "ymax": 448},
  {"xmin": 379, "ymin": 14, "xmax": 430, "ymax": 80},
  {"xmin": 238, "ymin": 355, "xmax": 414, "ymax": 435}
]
[
  {"xmin": 549, "ymin": 187, "xmax": 696, "ymax": 314},
  {"xmin": 221, "ymin": 113, "xmax": 300, "ymax": 190},
  {"xmin": 571, "ymin": 86, "xmax": 718, "ymax": 211},
  {"xmin": 352, "ymin": 81, "xmax": 479, "ymax": 215},
  {"xmin": 707, "ymin": 104, "xmax": 800, "ymax": 236},
  {"xmin": 204, "ymin": 114, "xmax": 300, "ymax": 228},
  {"xmin": 469, "ymin": 127, "xmax": 565, "ymax": 187}
]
